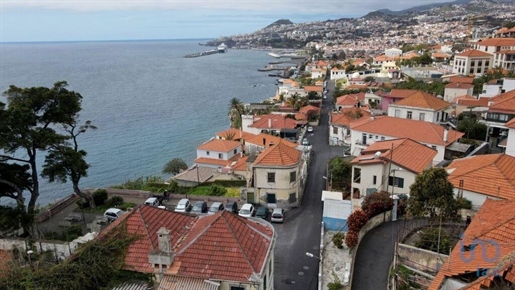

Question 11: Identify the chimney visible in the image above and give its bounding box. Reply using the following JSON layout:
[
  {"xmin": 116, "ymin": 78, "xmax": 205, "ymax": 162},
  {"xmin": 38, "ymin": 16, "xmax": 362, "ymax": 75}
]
[
  {"xmin": 371, "ymin": 112, "xmax": 375, "ymax": 120},
  {"xmin": 268, "ymin": 118, "xmax": 272, "ymax": 129},
  {"xmin": 148, "ymin": 227, "xmax": 175, "ymax": 270},
  {"xmin": 443, "ymin": 128, "xmax": 449, "ymax": 143}
]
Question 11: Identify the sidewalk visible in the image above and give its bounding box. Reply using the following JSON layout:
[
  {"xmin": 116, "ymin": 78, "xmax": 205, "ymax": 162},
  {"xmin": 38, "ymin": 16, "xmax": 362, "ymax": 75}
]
[{"xmin": 321, "ymin": 231, "xmax": 352, "ymax": 290}]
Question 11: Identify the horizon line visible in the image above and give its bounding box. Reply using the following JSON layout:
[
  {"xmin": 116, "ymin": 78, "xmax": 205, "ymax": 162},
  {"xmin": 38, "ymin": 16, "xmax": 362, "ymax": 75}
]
[{"xmin": 0, "ymin": 37, "xmax": 215, "ymax": 45}]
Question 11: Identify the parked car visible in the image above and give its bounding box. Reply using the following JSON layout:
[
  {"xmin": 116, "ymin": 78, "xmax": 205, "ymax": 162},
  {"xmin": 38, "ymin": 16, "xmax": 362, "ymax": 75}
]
[
  {"xmin": 238, "ymin": 203, "xmax": 255, "ymax": 218},
  {"xmin": 256, "ymin": 207, "xmax": 269, "ymax": 220},
  {"xmin": 270, "ymin": 208, "xmax": 284, "ymax": 223},
  {"xmin": 104, "ymin": 208, "xmax": 126, "ymax": 223},
  {"xmin": 191, "ymin": 201, "xmax": 208, "ymax": 214},
  {"xmin": 208, "ymin": 202, "xmax": 224, "ymax": 214},
  {"xmin": 302, "ymin": 138, "xmax": 309, "ymax": 146},
  {"xmin": 225, "ymin": 201, "xmax": 239, "ymax": 213},
  {"xmin": 307, "ymin": 126, "xmax": 314, "ymax": 133},
  {"xmin": 144, "ymin": 197, "xmax": 160, "ymax": 207},
  {"xmin": 174, "ymin": 198, "xmax": 192, "ymax": 213}
]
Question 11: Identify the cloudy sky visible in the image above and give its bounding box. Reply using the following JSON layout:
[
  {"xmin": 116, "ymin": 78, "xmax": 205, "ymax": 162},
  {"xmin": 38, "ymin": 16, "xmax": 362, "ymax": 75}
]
[{"xmin": 0, "ymin": 0, "xmax": 451, "ymax": 42}]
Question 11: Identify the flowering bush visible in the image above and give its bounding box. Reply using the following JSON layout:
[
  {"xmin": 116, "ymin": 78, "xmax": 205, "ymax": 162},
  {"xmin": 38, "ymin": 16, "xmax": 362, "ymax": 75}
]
[
  {"xmin": 361, "ymin": 191, "xmax": 393, "ymax": 218},
  {"xmin": 345, "ymin": 230, "xmax": 359, "ymax": 248},
  {"xmin": 347, "ymin": 209, "xmax": 369, "ymax": 232}
]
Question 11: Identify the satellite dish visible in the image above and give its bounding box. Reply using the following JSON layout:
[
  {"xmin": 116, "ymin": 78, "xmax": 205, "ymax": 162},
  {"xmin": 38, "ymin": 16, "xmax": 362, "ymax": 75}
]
[{"xmin": 373, "ymin": 151, "xmax": 381, "ymax": 159}]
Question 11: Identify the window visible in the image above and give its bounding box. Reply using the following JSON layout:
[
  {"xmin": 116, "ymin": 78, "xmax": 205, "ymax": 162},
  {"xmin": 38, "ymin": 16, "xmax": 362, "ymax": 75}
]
[
  {"xmin": 388, "ymin": 176, "xmax": 404, "ymax": 188},
  {"xmin": 395, "ymin": 109, "xmax": 400, "ymax": 117},
  {"xmin": 500, "ymin": 114, "xmax": 509, "ymax": 121},
  {"xmin": 486, "ymin": 61, "xmax": 490, "ymax": 67},
  {"xmin": 478, "ymin": 60, "xmax": 482, "ymax": 67},
  {"xmin": 234, "ymin": 149, "xmax": 237, "ymax": 154},
  {"xmin": 375, "ymin": 135, "xmax": 379, "ymax": 139},
  {"xmin": 471, "ymin": 60, "xmax": 475, "ymax": 67},
  {"xmin": 470, "ymin": 68, "xmax": 474, "ymax": 74},
  {"xmin": 373, "ymin": 175, "xmax": 377, "ymax": 185},
  {"xmin": 419, "ymin": 113, "xmax": 425, "ymax": 121},
  {"xmin": 267, "ymin": 172, "xmax": 275, "ymax": 183},
  {"xmin": 381, "ymin": 136, "xmax": 385, "ymax": 141},
  {"xmin": 206, "ymin": 151, "xmax": 210, "ymax": 156},
  {"xmin": 333, "ymin": 126, "xmax": 338, "ymax": 134},
  {"xmin": 290, "ymin": 171, "xmax": 296, "ymax": 183},
  {"xmin": 432, "ymin": 146, "xmax": 437, "ymax": 150},
  {"xmin": 353, "ymin": 168, "xmax": 361, "ymax": 184},
  {"xmin": 406, "ymin": 111, "xmax": 412, "ymax": 119},
  {"xmin": 218, "ymin": 153, "xmax": 223, "ymax": 159},
  {"xmin": 369, "ymin": 134, "xmax": 373, "ymax": 139},
  {"xmin": 231, "ymin": 287, "xmax": 245, "ymax": 290}
]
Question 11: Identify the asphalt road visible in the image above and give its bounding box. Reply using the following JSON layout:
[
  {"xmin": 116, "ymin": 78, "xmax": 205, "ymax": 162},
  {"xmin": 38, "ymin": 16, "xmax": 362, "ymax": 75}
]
[{"xmin": 274, "ymin": 80, "xmax": 344, "ymax": 290}]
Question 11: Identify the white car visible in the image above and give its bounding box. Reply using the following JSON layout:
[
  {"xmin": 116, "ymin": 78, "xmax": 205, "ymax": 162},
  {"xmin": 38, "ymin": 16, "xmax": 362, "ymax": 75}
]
[
  {"xmin": 238, "ymin": 203, "xmax": 255, "ymax": 218},
  {"xmin": 302, "ymin": 138, "xmax": 309, "ymax": 146},
  {"xmin": 174, "ymin": 198, "xmax": 192, "ymax": 213},
  {"xmin": 144, "ymin": 197, "xmax": 159, "ymax": 207},
  {"xmin": 307, "ymin": 126, "xmax": 314, "ymax": 133},
  {"xmin": 104, "ymin": 208, "xmax": 126, "ymax": 223}
]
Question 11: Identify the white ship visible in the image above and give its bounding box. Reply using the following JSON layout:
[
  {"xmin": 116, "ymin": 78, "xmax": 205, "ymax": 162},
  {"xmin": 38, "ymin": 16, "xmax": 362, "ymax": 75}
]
[{"xmin": 217, "ymin": 43, "xmax": 227, "ymax": 53}]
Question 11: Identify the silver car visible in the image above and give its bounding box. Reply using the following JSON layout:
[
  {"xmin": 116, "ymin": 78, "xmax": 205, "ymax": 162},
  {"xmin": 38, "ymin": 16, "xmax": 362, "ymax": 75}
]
[
  {"xmin": 271, "ymin": 208, "xmax": 284, "ymax": 223},
  {"xmin": 174, "ymin": 198, "xmax": 191, "ymax": 213},
  {"xmin": 208, "ymin": 202, "xmax": 224, "ymax": 214}
]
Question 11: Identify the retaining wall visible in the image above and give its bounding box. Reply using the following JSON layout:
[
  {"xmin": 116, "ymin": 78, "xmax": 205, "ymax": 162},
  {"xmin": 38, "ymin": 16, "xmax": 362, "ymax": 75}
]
[{"xmin": 397, "ymin": 243, "xmax": 448, "ymax": 276}]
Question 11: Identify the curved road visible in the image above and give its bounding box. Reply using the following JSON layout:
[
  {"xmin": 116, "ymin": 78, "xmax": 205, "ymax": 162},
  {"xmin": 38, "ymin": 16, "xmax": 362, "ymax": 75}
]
[{"xmin": 274, "ymin": 79, "xmax": 344, "ymax": 290}]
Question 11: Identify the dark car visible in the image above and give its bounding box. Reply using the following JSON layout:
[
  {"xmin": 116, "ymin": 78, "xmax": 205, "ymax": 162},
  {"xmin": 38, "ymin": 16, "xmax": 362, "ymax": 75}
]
[
  {"xmin": 191, "ymin": 201, "xmax": 208, "ymax": 214},
  {"xmin": 225, "ymin": 201, "xmax": 239, "ymax": 213},
  {"xmin": 256, "ymin": 207, "xmax": 269, "ymax": 220}
]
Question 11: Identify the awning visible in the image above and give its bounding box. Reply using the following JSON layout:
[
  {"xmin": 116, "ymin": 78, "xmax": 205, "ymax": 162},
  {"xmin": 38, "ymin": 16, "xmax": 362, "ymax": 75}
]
[{"xmin": 159, "ymin": 276, "xmax": 220, "ymax": 290}]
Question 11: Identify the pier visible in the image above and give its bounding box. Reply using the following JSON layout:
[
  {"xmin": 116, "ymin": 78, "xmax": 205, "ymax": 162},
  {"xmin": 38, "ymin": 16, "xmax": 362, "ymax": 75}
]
[{"xmin": 184, "ymin": 49, "xmax": 219, "ymax": 58}]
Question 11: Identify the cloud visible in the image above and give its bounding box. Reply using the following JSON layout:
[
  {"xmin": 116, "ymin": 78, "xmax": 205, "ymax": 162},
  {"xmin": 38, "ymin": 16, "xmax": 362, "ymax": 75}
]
[{"xmin": 2, "ymin": 0, "xmax": 452, "ymax": 16}]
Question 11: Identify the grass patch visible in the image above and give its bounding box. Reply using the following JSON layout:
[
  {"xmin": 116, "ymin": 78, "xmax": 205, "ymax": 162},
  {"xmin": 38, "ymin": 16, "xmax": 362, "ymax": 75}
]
[{"xmin": 187, "ymin": 186, "xmax": 241, "ymax": 198}]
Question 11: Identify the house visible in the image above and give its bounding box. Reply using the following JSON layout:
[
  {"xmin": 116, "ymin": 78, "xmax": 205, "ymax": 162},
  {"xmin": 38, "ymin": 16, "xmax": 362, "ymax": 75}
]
[
  {"xmin": 452, "ymin": 49, "xmax": 493, "ymax": 77},
  {"xmin": 310, "ymin": 68, "xmax": 325, "ymax": 79},
  {"xmin": 448, "ymin": 76, "xmax": 474, "ymax": 84},
  {"xmin": 452, "ymin": 95, "xmax": 489, "ymax": 116},
  {"xmin": 429, "ymin": 199, "xmax": 515, "ymax": 290},
  {"xmin": 244, "ymin": 133, "xmax": 298, "ymax": 156},
  {"xmin": 377, "ymin": 89, "xmax": 419, "ymax": 111},
  {"xmin": 335, "ymin": 92, "xmax": 365, "ymax": 111},
  {"xmin": 241, "ymin": 114, "xmax": 297, "ymax": 135},
  {"xmin": 215, "ymin": 128, "xmax": 256, "ymax": 142},
  {"xmin": 350, "ymin": 116, "xmax": 464, "ymax": 162},
  {"xmin": 483, "ymin": 90, "xmax": 515, "ymax": 140},
  {"xmin": 330, "ymin": 67, "xmax": 346, "ymax": 80},
  {"xmin": 472, "ymin": 37, "xmax": 515, "ymax": 69},
  {"xmin": 248, "ymin": 140, "xmax": 305, "ymax": 207},
  {"xmin": 106, "ymin": 206, "xmax": 276, "ymax": 290},
  {"xmin": 350, "ymin": 138, "xmax": 437, "ymax": 204},
  {"xmin": 444, "ymin": 82, "xmax": 474, "ymax": 103},
  {"xmin": 329, "ymin": 108, "xmax": 371, "ymax": 146},
  {"xmin": 387, "ymin": 91, "xmax": 452, "ymax": 123},
  {"xmin": 505, "ymin": 118, "xmax": 515, "ymax": 157},
  {"xmin": 194, "ymin": 139, "xmax": 243, "ymax": 169},
  {"xmin": 446, "ymin": 153, "xmax": 515, "ymax": 209},
  {"xmin": 303, "ymin": 85, "xmax": 323, "ymax": 97},
  {"xmin": 385, "ymin": 48, "xmax": 402, "ymax": 58},
  {"xmin": 172, "ymin": 166, "xmax": 217, "ymax": 187}
]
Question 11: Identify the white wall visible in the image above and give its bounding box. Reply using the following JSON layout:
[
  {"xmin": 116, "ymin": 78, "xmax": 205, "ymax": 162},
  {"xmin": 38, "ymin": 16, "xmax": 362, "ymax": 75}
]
[
  {"xmin": 456, "ymin": 189, "xmax": 501, "ymax": 209},
  {"xmin": 329, "ymin": 124, "xmax": 350, "ymax": 146},
  {"xmin": 444, "ymin": 87, "xmax": 473, "ymax": 103},
  {"xmin": 196, "ymin": 146, "xmax": 241, "ymax": 161},
  {"xmin": 503, "ymin": 78, "xmax": 515, "ymax": 93},
  {"xmin": 506, "ymin": 127, "xmax": 515, "ymax": 158},
  {"xmin": 385, "ymin": 48, "xmax": 402, "ymax": 58},
  {"xmin": 351, "ymin": 164, "xmax": 417, "ymax": 198},
  {"xmin": 330, "ymin": 69, "xmax": 346, "ymax": 80},
  {"xmin": 387, "ymin": 106, "xmax": 438, "ymax": 123},
  {"xmin": 479, "ymin": 83, "xmax": 502, "ymax": 98}
]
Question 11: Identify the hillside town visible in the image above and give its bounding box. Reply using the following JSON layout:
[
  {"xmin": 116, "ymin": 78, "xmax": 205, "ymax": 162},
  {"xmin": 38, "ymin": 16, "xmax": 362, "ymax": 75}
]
[{"xmin": 3, "ymin": 1, "xmax": 515, "ymax": 290}]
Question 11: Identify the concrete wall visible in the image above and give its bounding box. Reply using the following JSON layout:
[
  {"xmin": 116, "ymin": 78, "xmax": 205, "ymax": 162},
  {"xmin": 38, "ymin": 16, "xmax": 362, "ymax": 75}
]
[
  {"xmin": 397, "ymin": 243, "xmax": 448, "ymax": 276},
  {"xmin": 0, "ymin": 236, "xmax": 94, "ymax": 261},
  {"xmin": 36, "ymin": 194, "xmax": 81, "ymax": 223}
]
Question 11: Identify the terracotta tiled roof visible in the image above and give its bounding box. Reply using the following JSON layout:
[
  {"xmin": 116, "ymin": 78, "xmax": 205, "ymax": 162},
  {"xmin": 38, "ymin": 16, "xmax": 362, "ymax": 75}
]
[
  {"xmin": 253, "ymin": 141, "xmax": 301, "ymax": 167},
  {"xmin": 388, "ymin": 89, "xmax": 419, "ymax": 99},
  {"xmin": 456, "ymin": 49, "xmax": 493, "ymax": 57},
  {"xmin": 197, "ymin": 139, "xmax": 241, "ymax": 152},
  {"xmin": 449, "ymin": 76, "xmax": 474, "ymax": 84},
  {"xmin": 445, "ymin": 82, "xmax": 474, "ymax": 89},
  {"xmin": 245, "ymin": 133, "xmax": 297, "ymax": 148},
  {"xmin": 446, "ymin": 154, "xmax": 515, "ymax": 200},
  {"xmin": 248, "ymin": 114, "xmax": 297, "ymax": 129},
  {"xmin": 159, "ymin": 276, "xmax": 219, "ymax": 290},
  {"xmin": 488, "ymin": 90, "xmax": 515, "ymax": 114},
  {"xmin": 351, "ymin": 116, "xmax": 464, "ymax": 146},
  {"xmin": 336, "ymin": 92, "xmax": 365, "ymax": 106},
  {"xmin": 331, "ymin": 108, "xmax": 371, "ymax": 127},
  {"xmin": 194, "ymin": 153, "xmax": 242, "ymax": 168},
  {"xmin": 172, "ymin": 166, "xmax": 216, "ymax": 183},
  {"xmin": 429, "ymin": 199, "xmax": 515, "ymax": 290},
  {"xmin": 506, "ymin": 118, "xmax": 515, "ymax": 129},
  {"xmin": 473, "ymin": 37, "xmax": 515, "ymax": 47},
  {"xmin": 216, "ymin": 128, "xmax": 256, "ymax": 141},
  {"xmin": 432, "ymin": 52, "xmax": 450, "ymax": 58},
  {"xmin": 299, "ymin": 105, "xmax": 320, "ymax": 114},
  {"xmin": 170, "ymin": 211, "xmax": 273, "ymax": 281},
  {"xmin": 455, "ymin": 96, "xmax": 489, "ymax": 107},
  {"xmin": 392, "ymin": 91, "xmax": 451, "ymax": 111},
  {"xmin": 303, "ymin": 86, "xmax": 323, "ymax": 93},
  {"xmin": 231, "ymin": 155, "xmax": 249, "ymax": 172},
  {"xmin": 350, "ymin": 138, "xmax": 437, "ymax": 173},
  {"xmin": 113, "ymin": 206, "xmax": 274, "ymax": 282},
  {"xmin": 497, "ymin": 49, "xmax": 515, "ymax": 54}
]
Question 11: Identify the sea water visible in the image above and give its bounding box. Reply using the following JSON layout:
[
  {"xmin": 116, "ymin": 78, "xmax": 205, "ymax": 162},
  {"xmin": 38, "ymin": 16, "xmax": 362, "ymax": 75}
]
[{"xmin": 0, "ymin": 39, "xmax": 277, "ymax": 205}]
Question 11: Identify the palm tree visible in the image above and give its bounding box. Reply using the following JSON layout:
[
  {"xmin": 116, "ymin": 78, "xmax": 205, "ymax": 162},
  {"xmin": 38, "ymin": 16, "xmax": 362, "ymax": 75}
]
[
  {"xmin": 228, "ymin": 98, "xmax": 244, "ymax": 129},
  {"xmin": 286, "ymin": 93, "xmax": 300, "ymax": 112}
]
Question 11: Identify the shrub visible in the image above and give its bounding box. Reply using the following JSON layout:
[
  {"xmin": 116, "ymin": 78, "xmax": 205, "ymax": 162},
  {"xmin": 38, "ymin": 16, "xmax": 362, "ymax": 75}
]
[
  {"xmin": 456, "ymin": 197, "xmax": 472, "ymax": 209},
  {"xmin": 210, "ymin": 185, "xmax": 228, "ymax": 196},
  {"xmin": 66, "ymin": 225, "xmax": 83, "ymax": 241},
  {"xmin": 415, "ymin": 227, "xmax": 451, "ymax": 255},
  {"xmin": 332, "ymin": 232, "xmax": 345, "ymax": 249},
  {"xmin": 347, "ymin": 209, "xmax": 369, "ymax": 232},
  {"xmin": 105, "ymin": 196, "xmax": 124, "ymax": 208},
  {"xmin": 328, "ymin": 271, "xmax": 343, "ymax": 290},
  {"xmin": 345, "ymin": 230, "xmax": 359, "ymax": 248},
  {"xmin": 92, "ymin": 189, "xmax": 108, "ymax": 206},
  {"xmin": 361, "ymin": 191, "xmax": 393, "ymax": 218},
  {"xmin": 76, "ymin": 199, "xmax": 90, "ymax": 209}
]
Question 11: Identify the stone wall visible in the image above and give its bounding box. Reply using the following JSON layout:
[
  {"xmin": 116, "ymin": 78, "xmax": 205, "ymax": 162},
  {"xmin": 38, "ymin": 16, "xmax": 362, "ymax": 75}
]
[
  {"xmin": 397, "ymin": 243, "xmax": 448, "ymax": 276},
  {"xmin": 36, "ymin": 194, "xmax": 81, "ymax": 223}
]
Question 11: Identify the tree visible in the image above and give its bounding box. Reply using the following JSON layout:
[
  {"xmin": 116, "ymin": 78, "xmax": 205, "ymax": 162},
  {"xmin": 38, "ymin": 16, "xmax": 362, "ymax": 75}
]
[
  {"xmin": 0, "ymin": 163, "xmax": 32, "ymax": 207},
  {"xmin": 406, "ymin": 168, "xmax": 459, "ymax": 221},
  {"xmin": 328, "ymin": 157, "xmax": 352, "ymax": 192},
  {"xmin": 162, "ymin": 158, "xmax": 188, "ymax": 175},
  {"xmin": 228, "ymin": 98, "xmax": 244, "ymax": 129},
  {"xmin": 0, "ymin": 81, "xmax": 84, "ymax": 214},
  {"xmin": 42, "ymin": 120, "xmax": 97, "ymax": 207},
  {"xmin": 457, "ymin": 114, "xmax": 487, "ymax": 140}
]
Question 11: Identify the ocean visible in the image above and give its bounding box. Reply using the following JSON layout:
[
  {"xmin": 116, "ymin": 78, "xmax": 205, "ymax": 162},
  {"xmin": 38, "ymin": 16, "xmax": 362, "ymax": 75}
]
[{"xmin": 0, "ymin": 39, "xmax": 277, "ymax": 206}]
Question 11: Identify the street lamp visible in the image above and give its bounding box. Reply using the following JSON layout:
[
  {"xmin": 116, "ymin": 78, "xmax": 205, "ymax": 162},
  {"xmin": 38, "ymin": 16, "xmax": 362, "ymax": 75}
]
[
  {"xmin": 323, "ymin": 175, "xmax": 333, "ymax": 190},
  {"xmin": 306, "ymin": 252, "xmax": 321, "ymax": 260},
  {"xmin": 390, "ymin": 168, "xmax": 402, "ymax": 198}
]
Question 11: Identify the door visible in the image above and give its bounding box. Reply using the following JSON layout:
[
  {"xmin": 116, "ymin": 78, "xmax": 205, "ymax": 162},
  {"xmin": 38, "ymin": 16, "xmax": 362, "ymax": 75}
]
[
  {"xmin": 267, "ymin": 193, "xmax": 277, "ymax": 204},
  {"xmin": 362, "ymin": 133, "xmax": 367, "ymax": 145},
  {"xmin": 247, "ymin": 192, "xmax": 255, "ymax": 204}
]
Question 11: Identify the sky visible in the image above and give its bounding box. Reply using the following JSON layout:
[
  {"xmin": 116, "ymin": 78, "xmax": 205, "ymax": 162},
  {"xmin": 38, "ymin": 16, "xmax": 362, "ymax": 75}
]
[{"xmin": 0, "ymin": 0, "xmax": 452, "ymax": 42}]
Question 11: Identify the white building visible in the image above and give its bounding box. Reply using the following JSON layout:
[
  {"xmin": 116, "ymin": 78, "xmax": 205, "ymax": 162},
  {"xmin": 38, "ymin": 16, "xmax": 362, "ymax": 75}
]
[
  {"xmin": 444, "ymin": 82, "xmax": 474, "ymax": 103},
  {"xmin": 472, "ymin": 38, "xmax": 515, "ymax": 69},
  {"xmin": 452, "ymin": 49, "xmax": 493, "ymax": 77},
  {"xmin": 330, "ymin": 67, "xmax": 347, "ymax": 80},
  {"xmin": 506, "ymin": 118, "xmax": 515, "ymax": 157},
  {"xmin": 387, "ymin": 91, "xmax": 451, "ymax": 124},
  {"xmin": 194, "ymin": 139, "xmax": 242, "ymax": 169},
  {"xmin": 385, "ymin": 48, "xmax": 403, "ymax": 58}
]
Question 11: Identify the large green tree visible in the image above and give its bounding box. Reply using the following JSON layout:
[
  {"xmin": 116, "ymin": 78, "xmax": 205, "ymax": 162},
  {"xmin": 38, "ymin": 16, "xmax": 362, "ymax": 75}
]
[
  {"xmin": 328, "ymin": 157, "xmax": 352, "ymax": 192},
  {"xmin": 162, "ymin": 158, "xmax": 188, "ymax": 175},
  {"xmin": 0, "ymin": 81, "xmax": 86, "ymax": 214},
  {"xmin": 406, "ymin": 168, "xmax": 459, "ymax": 220},
  {"xmin": 228, "ymin": 97, "xmax": 244, "ymax": 129}
]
